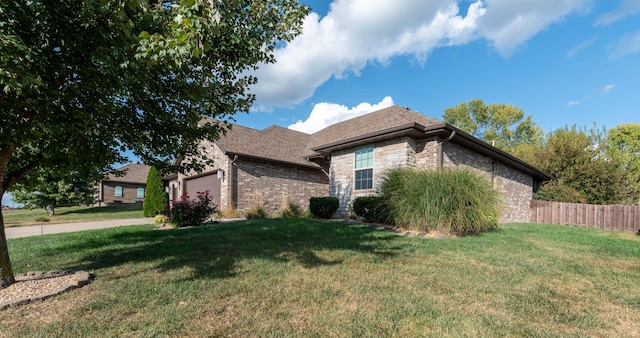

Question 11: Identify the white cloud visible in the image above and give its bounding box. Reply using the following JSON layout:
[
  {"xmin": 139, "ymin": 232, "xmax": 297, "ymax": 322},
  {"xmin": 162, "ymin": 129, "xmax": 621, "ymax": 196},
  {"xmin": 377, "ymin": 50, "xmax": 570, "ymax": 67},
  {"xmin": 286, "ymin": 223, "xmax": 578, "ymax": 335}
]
[
  {"xmin": 251, "ymin": 0, "xmax": 590, "ymax": 110},
  {"xmin": 566, "ymin": 37, "xmax": 596, "ymax": 58},
  {"xmin": 288, "ymin": 96, "xmax": 395, "ymax": 134},
  {"xmin": 595, "ymin": 84, "xmax": 615, "ymax": 94},
  {"xmin": 566, "ymin": 100, "xmax": 580, "ymax": 106},
  {"xmin": 609, "ymin": 31, "xmax": 640, "ymax": 59},
  {"xmin": 594, "ymin": 0, "xmax": 640, "ymax": 26}
]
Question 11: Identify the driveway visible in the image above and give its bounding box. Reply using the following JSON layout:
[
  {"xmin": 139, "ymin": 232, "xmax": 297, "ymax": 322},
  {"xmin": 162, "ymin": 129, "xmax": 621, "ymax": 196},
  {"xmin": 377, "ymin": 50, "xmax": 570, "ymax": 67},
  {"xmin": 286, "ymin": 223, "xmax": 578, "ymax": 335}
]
[{"xmin": 5, "ymin": 218, "xmax": 155, "ymax": 239}]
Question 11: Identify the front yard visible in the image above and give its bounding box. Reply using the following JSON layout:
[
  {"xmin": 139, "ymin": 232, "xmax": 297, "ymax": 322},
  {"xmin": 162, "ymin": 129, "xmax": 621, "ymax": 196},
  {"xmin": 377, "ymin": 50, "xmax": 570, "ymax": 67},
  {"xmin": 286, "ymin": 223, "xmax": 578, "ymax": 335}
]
[
  {"xmin": 2, "ymin": 205, "xmax": 145, "ymax": 227},
  {"xmin": 1, "ymin": 219, "xmax": 639, "ymax": 336}
]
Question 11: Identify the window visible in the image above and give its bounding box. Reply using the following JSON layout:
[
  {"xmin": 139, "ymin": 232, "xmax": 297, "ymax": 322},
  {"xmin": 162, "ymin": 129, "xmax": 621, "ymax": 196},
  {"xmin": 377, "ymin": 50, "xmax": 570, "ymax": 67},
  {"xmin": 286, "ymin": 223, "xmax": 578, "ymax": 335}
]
[
  {"xmin": 115, "ymin": 186, "xmax": 123, "ymax": 197},
  {"xmin": 137, "ymin": 187, "xmax": 145, "ymax": 198},
  {"xmin": 354, "ymin": 147, "xmax": 374, "ymax": 190}
]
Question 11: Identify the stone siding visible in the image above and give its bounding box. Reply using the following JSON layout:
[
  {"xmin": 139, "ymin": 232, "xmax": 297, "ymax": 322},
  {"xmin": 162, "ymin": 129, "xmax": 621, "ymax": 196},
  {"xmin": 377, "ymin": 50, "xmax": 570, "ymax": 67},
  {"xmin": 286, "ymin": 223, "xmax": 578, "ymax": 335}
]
[
  {"xmin": 234, "ymin": 159, "xmax": 329, "ymax": 214},
  {"xmin": 442, "ymin": 142, "xmax": 533, "ymax": 222},
  {"xmin": 101, "ymin": 182, "xmax": 146, "ymax": 205},
  {"xmin": 331, "ymin": 138, "xmax": 413, "ymax": 216},
  {"xmin": 410, "ymin": 138, "xmax": 439, "ymax": 169}
]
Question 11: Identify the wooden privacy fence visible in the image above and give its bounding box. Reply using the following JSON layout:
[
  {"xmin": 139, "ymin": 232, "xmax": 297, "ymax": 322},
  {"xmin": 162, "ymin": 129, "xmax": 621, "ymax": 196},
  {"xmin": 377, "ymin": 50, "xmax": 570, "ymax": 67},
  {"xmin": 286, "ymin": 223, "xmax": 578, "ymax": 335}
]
[{"xmin": 530, "ymin": 200, "xmax": 640, "ymax": 233}]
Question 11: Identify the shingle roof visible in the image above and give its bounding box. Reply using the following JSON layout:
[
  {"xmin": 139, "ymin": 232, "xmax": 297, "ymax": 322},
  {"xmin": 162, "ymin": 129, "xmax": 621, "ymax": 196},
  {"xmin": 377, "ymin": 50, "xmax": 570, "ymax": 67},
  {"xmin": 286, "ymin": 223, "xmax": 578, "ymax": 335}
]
[
  {"xmin": 214, "ymin": 123, "xmax": 317, "ymax": 168},
  {"xmin": 104, "ymin": 163, "xmax": 150, "ymax": 184},
  {"xmin": 309, "ymin": 105, "xmax": 441, "ymax": 150}
]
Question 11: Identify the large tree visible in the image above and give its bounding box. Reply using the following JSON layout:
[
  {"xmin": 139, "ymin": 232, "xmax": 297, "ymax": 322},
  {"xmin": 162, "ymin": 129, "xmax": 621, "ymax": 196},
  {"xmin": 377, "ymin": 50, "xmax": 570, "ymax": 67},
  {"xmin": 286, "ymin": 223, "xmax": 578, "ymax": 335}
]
[
  {"xmin": 607, "ymin": 124, "xmax": 640, "ymax": 203},
  {"xmin": 443, "ymin": 99, "xmax": 543, "ymax": 151},
  {"xmin": 513, "ymin": 125, "xmax": 628, "ymax": 205},
  {"xmin": 0, "ymin": 0, "xmax": 308, "ymax": 288},
  {"xmin": 10, "ymin": 168, "xmax": 98, "ymax": 215}
]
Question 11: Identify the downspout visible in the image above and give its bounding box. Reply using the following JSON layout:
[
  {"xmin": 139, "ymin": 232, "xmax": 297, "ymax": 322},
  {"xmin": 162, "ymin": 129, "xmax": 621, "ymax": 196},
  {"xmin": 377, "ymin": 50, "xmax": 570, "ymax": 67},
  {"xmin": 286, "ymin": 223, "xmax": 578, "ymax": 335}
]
[
  {"xmin": 437, "ymin": 130, "xmax": 456, "ymax": 169},
  {"xmin": 230, "ymin": 155, "xmax": 239, "ymax": 209}
]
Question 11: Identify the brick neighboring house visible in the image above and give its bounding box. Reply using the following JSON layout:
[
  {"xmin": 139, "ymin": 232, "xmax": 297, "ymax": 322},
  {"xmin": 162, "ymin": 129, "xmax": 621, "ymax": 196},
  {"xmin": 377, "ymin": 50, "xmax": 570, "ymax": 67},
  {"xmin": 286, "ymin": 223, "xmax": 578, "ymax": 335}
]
[
  {"xmin": 96, "ymin": 163, "xmax": 150, "ymax": 206},
  {"xmin": 174, "ymin": 105, "xmax": 551, "ymax": 222}
]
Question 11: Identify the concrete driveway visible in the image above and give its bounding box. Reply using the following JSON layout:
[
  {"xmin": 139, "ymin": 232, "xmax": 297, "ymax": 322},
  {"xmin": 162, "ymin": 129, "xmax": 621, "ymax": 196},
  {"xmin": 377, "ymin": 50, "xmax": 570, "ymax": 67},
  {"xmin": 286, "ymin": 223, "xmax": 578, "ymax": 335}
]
[{"xmin": 5, "ymin": 218, "xmax": 155, "ymax": 239}]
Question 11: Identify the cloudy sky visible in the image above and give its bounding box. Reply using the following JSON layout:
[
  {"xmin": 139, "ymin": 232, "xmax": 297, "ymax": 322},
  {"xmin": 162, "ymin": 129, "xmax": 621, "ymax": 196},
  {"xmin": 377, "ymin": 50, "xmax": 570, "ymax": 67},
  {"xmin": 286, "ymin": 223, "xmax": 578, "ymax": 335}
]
[
  {"xmin": 233, "ymin": 0, "xmax": 639, "ymax": 134},
  {"xmin": 3, "ymin": 0, "xmax": 639, "ymax": 206}
]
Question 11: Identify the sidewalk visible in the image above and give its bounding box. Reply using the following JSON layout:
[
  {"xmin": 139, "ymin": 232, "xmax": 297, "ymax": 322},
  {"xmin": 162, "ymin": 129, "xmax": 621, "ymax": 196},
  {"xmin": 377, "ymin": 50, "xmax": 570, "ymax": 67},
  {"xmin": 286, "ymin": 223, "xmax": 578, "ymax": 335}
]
[{"xmin": 5, "ymin": 218, "xmax": 155, "ymax": 239}]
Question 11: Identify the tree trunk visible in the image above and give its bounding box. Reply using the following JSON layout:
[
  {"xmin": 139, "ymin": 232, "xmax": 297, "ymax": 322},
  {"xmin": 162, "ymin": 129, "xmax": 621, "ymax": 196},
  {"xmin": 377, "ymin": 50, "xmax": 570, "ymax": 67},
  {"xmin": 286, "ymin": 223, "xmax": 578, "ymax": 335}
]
[{"xmin": 0, "ymin": 199, "xmax": 15, "ymax": 289}]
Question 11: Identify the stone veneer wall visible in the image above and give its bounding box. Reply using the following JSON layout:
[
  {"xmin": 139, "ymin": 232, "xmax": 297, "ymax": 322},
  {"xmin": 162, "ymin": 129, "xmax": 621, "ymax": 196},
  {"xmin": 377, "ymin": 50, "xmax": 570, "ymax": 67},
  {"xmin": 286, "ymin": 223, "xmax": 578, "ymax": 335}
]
[
  {"xmin": 441, "ymin": 142, "xmax": 533, "ymax": 222},
  {"xmin": 331, "ymin": 138, "xmax": 414, "ymax": 216},
  {"xmin": 234, "ymin": 158, "xmax": 329, "ymax": 214}
]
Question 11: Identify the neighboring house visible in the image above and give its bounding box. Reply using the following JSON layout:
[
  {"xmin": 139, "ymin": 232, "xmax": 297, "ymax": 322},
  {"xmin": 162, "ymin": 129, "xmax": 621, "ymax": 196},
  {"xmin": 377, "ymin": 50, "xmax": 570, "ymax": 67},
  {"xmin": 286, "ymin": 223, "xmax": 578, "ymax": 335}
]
[
  {"xmin": 172, "ymin": 105, "xmax": 551, "ymax": 222},
  {"xmin": 1, "ymin": 204, "xmax": 12, "ymax": 211},
  {"xmin": 96, "ymin": 163, "xmax": 150, "ymax": 206}
]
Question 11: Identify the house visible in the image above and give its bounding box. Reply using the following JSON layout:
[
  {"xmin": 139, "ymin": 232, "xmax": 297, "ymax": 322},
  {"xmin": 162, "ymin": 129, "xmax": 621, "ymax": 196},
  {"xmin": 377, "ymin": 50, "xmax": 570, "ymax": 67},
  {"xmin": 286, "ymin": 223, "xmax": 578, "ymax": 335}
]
[
  {"xmin": 1, "ymin": 204, "xmax": 12, "ymax": 211},
  {"xmin": 96, "ymin": 163, "xmax": 150, "ymax": 206},
  {"xmin": 170, "ymin": 105, "xmax": 551, "ymax": 222}
]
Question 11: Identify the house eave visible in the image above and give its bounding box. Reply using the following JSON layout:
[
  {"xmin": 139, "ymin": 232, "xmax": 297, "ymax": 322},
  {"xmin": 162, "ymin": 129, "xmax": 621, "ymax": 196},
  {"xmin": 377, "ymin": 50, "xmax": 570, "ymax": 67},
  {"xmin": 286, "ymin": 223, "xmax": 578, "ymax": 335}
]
[
  {"xmin": 311, "ymin": 123, "xmax": 432, "ymax": 155},
  {"xmin": 224, "ymin": 151, "xmax": 322, "ymax": 171}
]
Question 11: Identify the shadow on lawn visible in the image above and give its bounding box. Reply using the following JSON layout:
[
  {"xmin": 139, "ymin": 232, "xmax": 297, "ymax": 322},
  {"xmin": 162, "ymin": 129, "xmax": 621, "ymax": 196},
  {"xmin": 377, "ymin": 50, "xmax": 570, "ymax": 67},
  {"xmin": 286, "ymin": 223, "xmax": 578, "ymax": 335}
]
[
  {"xmin": 62, "ymin": 218, "xmax": 400, "ymax": 280},
  {"xmin": 59, "ymin": 205, "xmax": 143, "ymax": 215}
]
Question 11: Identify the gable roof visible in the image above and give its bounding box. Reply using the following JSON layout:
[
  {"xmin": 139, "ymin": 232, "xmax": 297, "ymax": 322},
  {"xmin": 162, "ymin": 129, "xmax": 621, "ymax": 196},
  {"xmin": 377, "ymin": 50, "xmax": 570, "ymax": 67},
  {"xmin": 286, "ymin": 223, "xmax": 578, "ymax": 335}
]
[
  {"xmin": 104, "ymin": 163, "xmax": 150, "ymax": 184},
  {"xmin": 309, "ymin": 105, "xmax": 441, "ymax": 151},
  {"xmin": 213, "ymin": 123, "xmax": 319, "ymax": 169}
]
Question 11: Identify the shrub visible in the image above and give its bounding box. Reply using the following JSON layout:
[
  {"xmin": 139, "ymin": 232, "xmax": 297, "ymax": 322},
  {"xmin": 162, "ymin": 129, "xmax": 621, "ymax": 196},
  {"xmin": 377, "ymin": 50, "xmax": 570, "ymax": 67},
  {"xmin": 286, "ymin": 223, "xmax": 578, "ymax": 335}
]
[
  {"xmin": 153, "ymin": 214, "xmax": 168, "ymax": 225},
  {"xmin": 380, "ymin": 168, "xmax": 500, "ymax": 236},
  {"xmin": 34, "ymin": 216, "xmax": 50, "ymax": 223},
  {"xmin": 309, "ymin": 197, "xmax": 339, "ymax": 219},
  {"xmin": 534, "ymin": 181, "xmax": 587, "ymax": 203},
  {"xmin": 351, "ymin": 196, "xmax": 389, "ymax": 223},
  {"xmin": 245, "ymin": 205, "xmax": 268, "ymax": 219},
  {"xmin": 144, "ymin": 166, "xmax": 167, "ymax": 217},
  {"xmin": 167, "ymin": 191, "xmax": 217, "ymax": 227},
  {"xmin": 216, "ymin": 206, "xmax": 242, "ymax": 219},
  {"xmin": 274, "ymin": 202, "xmax": 303, "ymax": 218}
]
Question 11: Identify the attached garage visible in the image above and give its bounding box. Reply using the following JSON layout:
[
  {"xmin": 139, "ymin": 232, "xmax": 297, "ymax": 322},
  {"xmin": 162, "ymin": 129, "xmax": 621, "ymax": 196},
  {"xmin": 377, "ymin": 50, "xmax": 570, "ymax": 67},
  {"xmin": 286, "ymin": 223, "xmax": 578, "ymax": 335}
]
[{"xmin": 184, "ymin": 172, "xmax": 222, "ymax": 205}]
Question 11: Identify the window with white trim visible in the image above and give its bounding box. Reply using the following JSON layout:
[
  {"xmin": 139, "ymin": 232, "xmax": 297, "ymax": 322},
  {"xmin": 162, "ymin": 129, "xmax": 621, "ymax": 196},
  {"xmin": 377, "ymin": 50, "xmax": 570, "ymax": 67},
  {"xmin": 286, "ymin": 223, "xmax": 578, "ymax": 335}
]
[
  {"xmin": 354, "ymin": 147, "xmax": 374, "ymax": 190},
  {"xmin": 115, "ymin": 185, "xmax": 123, "ymax": 197},
  {"xmin": 137, "ymin": 187, "xmax": 145, "ymax": 198}
]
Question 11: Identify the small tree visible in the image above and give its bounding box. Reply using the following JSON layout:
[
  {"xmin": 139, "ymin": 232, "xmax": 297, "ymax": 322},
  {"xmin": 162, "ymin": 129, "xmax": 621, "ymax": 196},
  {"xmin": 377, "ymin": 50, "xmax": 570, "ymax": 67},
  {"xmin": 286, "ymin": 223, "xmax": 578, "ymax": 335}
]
[{"xmin": 143, "ymin": 166, "xmax": 166, "ymax": 217}]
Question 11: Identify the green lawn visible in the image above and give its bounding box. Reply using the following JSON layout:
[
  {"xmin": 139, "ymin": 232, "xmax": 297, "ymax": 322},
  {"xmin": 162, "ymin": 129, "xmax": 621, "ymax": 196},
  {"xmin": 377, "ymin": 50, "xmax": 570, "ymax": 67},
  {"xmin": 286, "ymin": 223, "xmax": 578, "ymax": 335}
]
[
  {"xmin": 2, "ymin": 205, "xmax": 145, "ymax": 227},
  {"xmin": 2, "ymin": 219, "xmax": 639, "ymax": 336}
]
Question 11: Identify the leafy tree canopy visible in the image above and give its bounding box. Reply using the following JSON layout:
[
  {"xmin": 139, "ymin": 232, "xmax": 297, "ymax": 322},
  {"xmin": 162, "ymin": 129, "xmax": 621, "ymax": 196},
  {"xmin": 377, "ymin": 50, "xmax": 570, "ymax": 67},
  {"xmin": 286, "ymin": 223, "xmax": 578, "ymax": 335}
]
[
  {"xmin": 443, "ymin": 99, "xmax": 543, "ymax": 151},
  {"xmin": 0, "ymin": 0, "xmax": 308, "ymax": 287}
]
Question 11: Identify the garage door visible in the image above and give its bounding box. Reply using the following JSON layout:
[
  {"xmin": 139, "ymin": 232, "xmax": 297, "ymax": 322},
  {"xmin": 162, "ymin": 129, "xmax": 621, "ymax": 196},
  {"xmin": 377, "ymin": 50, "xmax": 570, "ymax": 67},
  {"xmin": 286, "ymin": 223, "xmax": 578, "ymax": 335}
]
[{"xmin": 184, "ymin": 173, "xmax": 221, "ymax": 205}]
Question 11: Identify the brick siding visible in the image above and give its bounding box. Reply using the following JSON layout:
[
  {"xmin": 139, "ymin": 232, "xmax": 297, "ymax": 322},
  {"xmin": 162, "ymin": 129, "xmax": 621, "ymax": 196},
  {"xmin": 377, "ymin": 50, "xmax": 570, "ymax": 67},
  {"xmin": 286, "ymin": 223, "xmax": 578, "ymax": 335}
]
[{"xmin": 101, "ymin": 182, "xmax": 146, "ymax": 205}]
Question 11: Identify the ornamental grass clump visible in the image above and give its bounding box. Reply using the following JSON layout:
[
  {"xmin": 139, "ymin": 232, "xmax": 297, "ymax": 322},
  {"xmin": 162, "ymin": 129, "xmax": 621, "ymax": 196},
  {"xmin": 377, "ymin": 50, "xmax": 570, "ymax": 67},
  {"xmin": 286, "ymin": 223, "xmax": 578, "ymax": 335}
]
[
  {"xmin": 381, "ymin": 168, "xmax": 500, "ymax": 236},
  {"xmin": 167, "ymin": 191, "xmax": 217, "ymax": 227}
]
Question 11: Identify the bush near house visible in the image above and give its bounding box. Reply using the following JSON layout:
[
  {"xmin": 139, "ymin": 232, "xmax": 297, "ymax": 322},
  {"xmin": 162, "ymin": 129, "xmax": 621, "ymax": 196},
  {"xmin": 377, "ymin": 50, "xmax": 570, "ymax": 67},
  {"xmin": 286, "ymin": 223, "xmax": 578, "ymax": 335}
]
[
  {"xmin": 167, "ymin": 191, "xmax": 217, "ymax": 227},
  {"xmin": 309, "ymin": 197, "xmax": 339, "ymax": 219},
  {"xmin": 352, "ymin": 196, "xmax": 389, "ymax": 223},
  {"xmin": 144, "ymin": 166, "xmax": 167, "ymax": 217},
  {"xmin": 380, "ymin": 168, "xmax": 500, "ymax": 236}
]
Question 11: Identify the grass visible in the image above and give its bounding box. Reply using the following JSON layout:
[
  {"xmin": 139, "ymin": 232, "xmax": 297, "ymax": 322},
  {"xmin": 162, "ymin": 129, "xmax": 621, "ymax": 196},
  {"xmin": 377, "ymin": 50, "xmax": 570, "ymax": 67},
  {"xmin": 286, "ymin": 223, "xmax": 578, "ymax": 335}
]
[
  {"xmin": 2, "ymin": 205, "xmax": 145, "ymax": 227},
  {"xmin": 1, "ymin": 219, "xmax": 639, "ymax": 336}
]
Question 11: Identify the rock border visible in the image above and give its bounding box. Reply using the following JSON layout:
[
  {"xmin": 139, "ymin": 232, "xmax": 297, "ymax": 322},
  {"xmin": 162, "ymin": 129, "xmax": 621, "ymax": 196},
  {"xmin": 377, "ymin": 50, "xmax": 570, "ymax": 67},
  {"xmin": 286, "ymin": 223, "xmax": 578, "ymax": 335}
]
[{"xmin": 0, "ymin": 270, "xmax": 94, "ymax": 311}]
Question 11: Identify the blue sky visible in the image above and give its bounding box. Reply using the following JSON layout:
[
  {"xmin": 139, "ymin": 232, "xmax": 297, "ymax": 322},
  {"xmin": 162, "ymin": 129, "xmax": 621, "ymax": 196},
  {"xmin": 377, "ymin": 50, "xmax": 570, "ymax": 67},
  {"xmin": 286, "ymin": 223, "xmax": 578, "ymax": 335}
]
[
  {"xmin": 3, "ymin": 0, "xmax": 639, "ymax": 207},
  {"xmin": 235, "ymin": 0, "xmax": 639, "ymax": 134}
]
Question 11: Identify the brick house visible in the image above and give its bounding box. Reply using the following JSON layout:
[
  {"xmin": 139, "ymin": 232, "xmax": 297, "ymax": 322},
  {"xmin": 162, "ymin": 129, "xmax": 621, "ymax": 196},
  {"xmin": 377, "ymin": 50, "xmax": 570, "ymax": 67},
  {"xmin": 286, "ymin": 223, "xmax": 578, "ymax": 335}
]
[
  {"xmin": 96, "ymin": 163, "xmax": 150, "ymax": 206},
  {"xmin": 172, "ymin": 105, "xmax": 550, "ymax": 221}
]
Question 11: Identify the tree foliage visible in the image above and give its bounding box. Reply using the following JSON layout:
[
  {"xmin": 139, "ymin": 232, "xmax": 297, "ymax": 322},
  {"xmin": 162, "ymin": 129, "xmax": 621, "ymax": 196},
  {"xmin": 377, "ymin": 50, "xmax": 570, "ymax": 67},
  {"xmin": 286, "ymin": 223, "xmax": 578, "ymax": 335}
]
[
  {"xmin": 10, "ymin": 170, "xmax": 97, "ymax": 215},
  {"xmin": 513, "ymin": 125, "xmax": 629, "ymax": 205},
  {"xmin": 607, "ymin": 124, "xmax": 640, "ymax": 203},
  {"xmin": 443, "ymin": 99, "xmax": 543, "ymax": 151},
  {"xmin": 0, "ymin": 0, "xmax": 308, "ymax": 288},
  {"xmin": 143, "ymin": 166, "xmax": 166, "ymax": 217}
]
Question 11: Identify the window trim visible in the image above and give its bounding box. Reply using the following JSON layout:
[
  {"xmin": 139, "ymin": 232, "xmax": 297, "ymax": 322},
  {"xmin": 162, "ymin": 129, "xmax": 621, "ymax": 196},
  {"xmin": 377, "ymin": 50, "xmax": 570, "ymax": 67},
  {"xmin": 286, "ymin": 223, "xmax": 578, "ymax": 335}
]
[
  {"xmin": 354, "ymin": 146, "xmax": 374, "ymax": 191},
  {"xmin": 137, "ymin": 187, "xmax": 145, "ymax": 198},
  {"xmin": 114, "ymin": 185, "xmax": 123, "ymax": 197}
]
